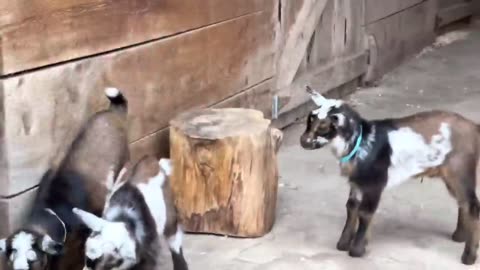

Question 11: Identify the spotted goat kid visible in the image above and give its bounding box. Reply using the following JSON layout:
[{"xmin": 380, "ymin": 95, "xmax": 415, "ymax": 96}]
[
  {"xmin": 72, "ymin": 155, "xmax": 188, "ymax": 270},
  {"xmin": 0, "ymin": 87, "xmax": 130, "ymax": 270},
  {"xmin": 300, "ymin": 86, "xmax": 480, "ymax": 265}
]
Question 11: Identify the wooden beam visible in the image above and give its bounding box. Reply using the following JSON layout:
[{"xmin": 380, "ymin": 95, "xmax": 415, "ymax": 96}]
[
  {"xmin": 437, "ymin": 2, "xmax": 474, "ymax": 28},
  {"xmin": 0, "ymin": 0, "xmax": 274, "ymax": 75},
  {"xmin": 276, "ymin": 0, "xmax": 329, "ymax": 89}
]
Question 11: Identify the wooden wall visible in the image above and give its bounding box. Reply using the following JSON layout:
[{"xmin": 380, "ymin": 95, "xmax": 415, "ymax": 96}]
[
  {"xmin": 0, "ymin": 0, "xmax": 278, "ymax": 235},
  {"xmin": 0, "ymin": 0, "xmax": 476, "ymax": 237}
]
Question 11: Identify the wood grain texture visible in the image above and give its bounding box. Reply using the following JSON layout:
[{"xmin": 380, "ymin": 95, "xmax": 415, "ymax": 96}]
[
  {"xmin": 0, "ymin": 11, "xmax": 275, "ymax": 196},
  {"xmin": 276, "ymin": 0, "xmax": 329, "ymax": 89},
  {"xmin": 130, "ymin": 79, "xmax": 275, "ymax": 161},
  {"xmin": 169, "ymin": 108, "xmax": 282, "ymax": 237},
  {"xmin": 277, "ymin": 0, "xmax": 366, "ymax": 118},
  {"xmin": 0, "ymin": 0, "xmax": 274, "ymax": 75},
  {"xmin": 365, "ymin": 1, "xmax": 436, "ymax": 79}
]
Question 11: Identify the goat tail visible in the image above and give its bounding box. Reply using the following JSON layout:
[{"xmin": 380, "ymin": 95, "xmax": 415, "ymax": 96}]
[{"xmin": 104, "ymin": 87, "xmax": 128, "ymax": 113}]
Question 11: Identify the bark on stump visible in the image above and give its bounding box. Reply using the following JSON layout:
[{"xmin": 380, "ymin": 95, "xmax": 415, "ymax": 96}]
[{"xmin": 169, "ymin": 108, "xmax": 283, "ymax": 237}]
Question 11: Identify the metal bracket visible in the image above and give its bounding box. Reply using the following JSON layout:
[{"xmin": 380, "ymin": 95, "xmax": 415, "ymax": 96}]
[{"xmin": 272, "ymin": 95, "xmax": 279, "ymax": 119}]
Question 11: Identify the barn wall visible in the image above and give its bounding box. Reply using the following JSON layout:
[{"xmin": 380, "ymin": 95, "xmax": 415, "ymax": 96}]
[
  {"xmin": 0, "ymin": 1, "xmax": 278, "ymax": 234},
  {"xmin": 0, "ymin": 0, "xmax": 477, "ymax": 237}
]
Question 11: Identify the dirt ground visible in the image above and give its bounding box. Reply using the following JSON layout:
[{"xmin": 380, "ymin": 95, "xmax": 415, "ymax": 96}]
[{"xmin": 181, "ymin": 22, "xmax": 480, "ymax": 270}]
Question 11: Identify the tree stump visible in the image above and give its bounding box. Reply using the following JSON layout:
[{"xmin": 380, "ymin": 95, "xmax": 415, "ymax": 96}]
[{"xmin": 169, "ymin": 108, "xmax": 283, "ymax": 237}]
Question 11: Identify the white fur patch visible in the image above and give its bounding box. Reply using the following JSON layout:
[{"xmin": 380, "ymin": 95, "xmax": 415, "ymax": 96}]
[
  {"xmin": 0, "ymin": 239, "xmax": 5, "ymax": 252},
  {"xmin": 312, "ymin": 100, "xmax": 343, "ymax": 119},
  {"xmin": 105, "ymin": 87, "xmax": 120, "ymax": 98},
  {"xmin": 330, "ymin": 136, "xmax": 348, "ymax": 158},
  {"xmin": 386, "ymin": 123, "xmax": 452, "ymax": 189},
  {"xmin": 159, "ymin": 158, "xmax": 173, "ymax": 176},
  {"xmin": 11, "ymin": 232, "xmax": 36, "ymax": 270},
  {"xmin": 358, "ymin": 125, "xmax": 376, "ymax": 160},
  {"xmin": 137, "ymin": 170, "xmax": 167, "ymax": 235},
  {"xmin": 167, "ymin": 227, "xmax": 184, "ymax": 254},
  {"xmin": 84, "ymin": 221, "xmax": 137, "ymax": 268},
  {"xmin": 332, "ymin": 113, "xmax": 346, "ymax": 126}
]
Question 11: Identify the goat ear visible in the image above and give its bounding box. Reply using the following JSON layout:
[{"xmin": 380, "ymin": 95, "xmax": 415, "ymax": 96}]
[
  {"xmin": 41, "ymin": 235, "xmax": 64, "ymax": 255},
  {"xmin": 159, "ymin": 158, "xmax": 173, "ymax": 176},
  {"xmin": 73, "ymin": 208, "xmax": 106, "ymax": 232},
  {"xmin": 0, "ymin": 238, "xmax": 6, "ymax": 253},
  {"xmin": 306, "ymin": 86, "xmax": 327, "ymax": 106}
]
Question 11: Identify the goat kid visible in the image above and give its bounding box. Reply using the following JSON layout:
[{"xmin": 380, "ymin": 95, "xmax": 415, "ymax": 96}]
[
  {"xmin": 73, "ymin": 155, "xmax": 188, "ymax": 270},
  {"xmin": 0, "ymin": 87, "xmax": 130, "ymax": 270},
  {"xmin": 300, "ymin": 86, "xmax": 480, "ymax": 265}
]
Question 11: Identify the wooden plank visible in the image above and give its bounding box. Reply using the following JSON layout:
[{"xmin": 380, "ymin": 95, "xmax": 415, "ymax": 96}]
[
  {"xmin": 364, "ymin": 0, "xmax": 424, "ymax": 24},
  {"xmin": 0, "ymin": 0, "xmax": 274, "ymax": 75},
  {"xmin": 437, "ymin": 2, "xmax": 474, "ymax": 27},
  {"xmin": 439, "ymin": 0, "xmax": 467, "ymax": 9},
  {"xmin": 277, "ymin": 52, "xmax": 367, "ymax": 115},
  {"xmin": 130, "ymin": 79, "xmax": 275, "ymax": 160},
  {"xmin": 276, "ymin": 0, "xmax": 329, "ymax": 89},
  {"xmin": 365, "ymin": 1, "xmax": 436, "ymax": 79},
  {"xmin": 0, "ymin": 188, "xmax": 36, "ymax": 237},
  {"xmin": 0, "ymin": 11, "xmax": 275, "ymax": 196}
]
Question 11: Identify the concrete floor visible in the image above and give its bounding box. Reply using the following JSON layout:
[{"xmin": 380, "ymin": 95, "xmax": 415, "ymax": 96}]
[{"xmin": 182, "ymin": 23, "xmax": 480, "ymax": 270}]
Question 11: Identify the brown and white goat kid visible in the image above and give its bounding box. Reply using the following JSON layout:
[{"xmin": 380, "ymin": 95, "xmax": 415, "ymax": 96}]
[
  {"xmin": 300, "ymin": 86, "xmax": 480, "ymax": 265},
  {"xmin": 73, "ymin": 155, "xmax": 188, "ymax": 270},
  {"xmin": 0, "ymin": 87, "xmax": 130, "ymax": 270}
]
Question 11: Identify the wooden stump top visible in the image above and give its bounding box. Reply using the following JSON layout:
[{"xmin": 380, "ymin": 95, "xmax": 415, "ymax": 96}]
[{"xmin": 170, "ymin": 108, "xmax": 271, "ymax": 140}]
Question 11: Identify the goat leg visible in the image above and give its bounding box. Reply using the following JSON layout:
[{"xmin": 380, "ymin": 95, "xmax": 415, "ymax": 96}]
[
  {"xmin": 337, "ymin": 188, "xmax": 360, "ymax": 251},
  {"xmin": 349, "ymin": 189, "xmax": 381, "ymax": 258}
]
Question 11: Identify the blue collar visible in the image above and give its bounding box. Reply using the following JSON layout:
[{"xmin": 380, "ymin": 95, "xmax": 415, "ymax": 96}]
[{"xmin": 340, "ymin": 125, "xmax": 363, "ymax": 163}]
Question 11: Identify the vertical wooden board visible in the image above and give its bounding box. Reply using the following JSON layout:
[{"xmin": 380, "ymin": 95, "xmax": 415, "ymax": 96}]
[
  {"xmin": 344, "ymin": 0, "xmax": 366, "ymax": 54},
  {"xmin": 0, "ymin": 0, "xmax": 274, "ymax": 75},
  {"xmin": 0, "ymin": 188, "xmax": 37, "ymax": 237},
  {"xmin": 332, "ymin": 0, "xmax": 347, "ymax": 57},
  {"xmin": 365, "ymin": 0, "xmax": 424, "ymax": 24},
  {"xmin": 365, "ymin": 1, "xmax": 436, "ymax": 79},
  {"xmin": 1, "ymin": 11, "xmax": 275, "ymax": 197}
]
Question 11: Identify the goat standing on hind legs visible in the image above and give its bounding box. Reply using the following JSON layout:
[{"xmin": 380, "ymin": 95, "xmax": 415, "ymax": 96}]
[{"xmin": 299, "ymin": 86, "xmax": 480, "ymax": 265}]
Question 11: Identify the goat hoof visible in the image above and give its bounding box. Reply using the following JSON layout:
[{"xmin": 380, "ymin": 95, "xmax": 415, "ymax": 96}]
[
  {"xmin": 348, "ymin": 245, "xmax": 366, "ymax": 257},
  {"xmin": 461, "ymin": 251, "xmax": 477, "ymax": 265},
  {"xmin": 336, "ymin": 240, "xmax": 351, "ymax": 251},
  {"xmin": 451, "ymin": 230, "xmax": 467, "ymax": 243}
]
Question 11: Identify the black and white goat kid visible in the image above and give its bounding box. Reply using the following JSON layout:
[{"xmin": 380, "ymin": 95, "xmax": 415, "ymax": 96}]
[
  {"xmin": 300, "ymin": 86, "xmax": 480, "ymax": 265},
  {"xmin": 73, "ymin": 155, "xmax": 188, "ymax": 270},
  {"xmin": 0, "ymin": 87, "xmax": 130, "ymax": 270}
]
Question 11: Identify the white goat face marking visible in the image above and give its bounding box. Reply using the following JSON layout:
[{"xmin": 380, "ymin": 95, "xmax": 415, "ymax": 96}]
[
  {"xmin": 312, "ymin": 100, "xmax": 343, "ymax": 120},
  {"xmin": 10, "ymin": 232, "xmax": 37, "ymax": 270},
  {"xmin": 331, "ymin": 113, "xmax": 346, "ymax": 126},
  {"xmin": 386, "ymin": 122, "xmax": 452, "ymax": 190},
  {"xmin": 85, "ymin": 221, "xmax": 137, "ymax": 269}
]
